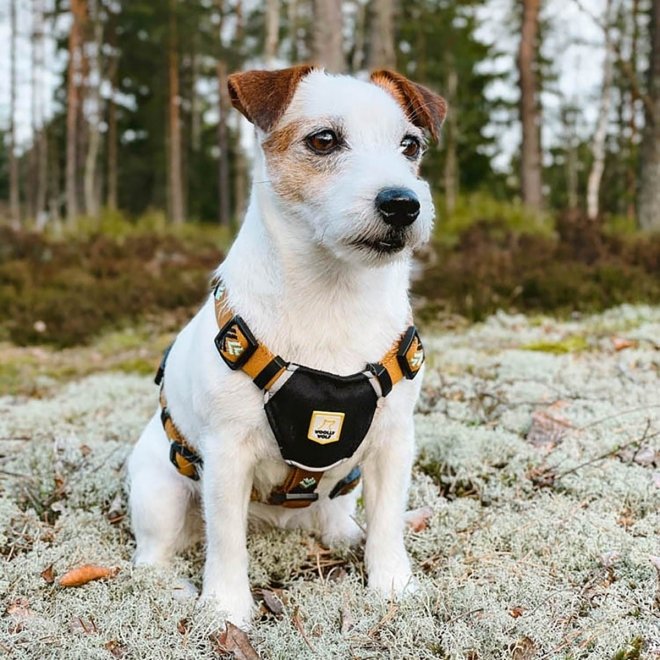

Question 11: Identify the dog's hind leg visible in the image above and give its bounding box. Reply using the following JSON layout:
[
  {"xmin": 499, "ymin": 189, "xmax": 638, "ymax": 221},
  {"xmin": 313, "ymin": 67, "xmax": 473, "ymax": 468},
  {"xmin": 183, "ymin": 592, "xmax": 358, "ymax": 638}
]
[{"xmin": 127, "ymin": 412, "xmax": 201, "ymax": 566}]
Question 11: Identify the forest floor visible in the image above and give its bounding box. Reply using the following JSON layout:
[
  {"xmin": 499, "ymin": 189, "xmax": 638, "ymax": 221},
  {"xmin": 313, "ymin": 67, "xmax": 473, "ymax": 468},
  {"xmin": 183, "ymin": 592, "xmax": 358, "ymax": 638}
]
[{"xmin": 1, "ymin": 305, "xmax": 659, "ymax": 659}]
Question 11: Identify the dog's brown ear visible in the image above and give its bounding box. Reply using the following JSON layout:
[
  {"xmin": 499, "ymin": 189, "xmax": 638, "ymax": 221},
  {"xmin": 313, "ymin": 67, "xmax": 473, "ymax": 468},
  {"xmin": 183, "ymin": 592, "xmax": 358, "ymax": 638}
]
[
  {"xmin": 227, "ymin": 65, "xmax": 316, "ymax": 132},
  {"xmin": 370, "ymin": 69, "xmax": 447, "ymax": 142}
]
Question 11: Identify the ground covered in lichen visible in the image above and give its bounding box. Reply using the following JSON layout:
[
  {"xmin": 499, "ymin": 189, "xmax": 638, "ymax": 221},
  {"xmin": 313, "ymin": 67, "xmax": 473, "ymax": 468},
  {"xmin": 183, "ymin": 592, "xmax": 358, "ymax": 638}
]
[{"xmin": 1, "ymin": 306, "xmax": 659, "ymax": 659}]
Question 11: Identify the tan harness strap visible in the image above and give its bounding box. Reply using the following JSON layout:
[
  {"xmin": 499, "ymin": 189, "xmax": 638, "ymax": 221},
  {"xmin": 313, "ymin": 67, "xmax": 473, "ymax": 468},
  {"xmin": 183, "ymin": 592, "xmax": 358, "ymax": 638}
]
[
  {"xmin": 214, "ymin": 283, "xmax": 287, "ymax": 391},
  {"xmin": 266, "ymin": 466, "xmax": 324, "ymax": 508},
  {"xmin": 159, "ymin": 389, "xmax": 202, "ymax": 480}
]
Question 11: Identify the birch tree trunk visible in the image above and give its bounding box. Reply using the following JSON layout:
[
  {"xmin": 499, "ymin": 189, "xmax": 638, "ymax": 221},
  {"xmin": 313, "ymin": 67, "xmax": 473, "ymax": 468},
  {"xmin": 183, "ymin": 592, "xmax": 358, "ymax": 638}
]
[
  {"xmin": 32, "ymin": 0, "xmax": 48, "ymax": 227},
  {"xmin": 638, "ymin": 0, "xmax": 660, "ymax": 231},
  {"xmin": 168, "ymin": 0, "xmax": 185, "ymax": 225},
  {"xmin": 586, "ymin": 0, "xmax": 613, "ymax": 220},
  {"xmin": 313, "ymin": 0, "xmax": 344, "ymax": 72},
  {"xmin": 517, "ymin": 0, "xmax": 543, "ymax": 210},
  {"xmin": 9, "ymin": 0, "xmax": 20, "ymax": 229},
  {"xmin": 288, "ymin": 0, "xmax": 299, "ymax": 62},
  {"xmin": 265, "ymin": 0, "xmax": 279, "ymax": 67},
  {"xmin": 443, "ymin": 65, "xmax": 458, "ymax": 216},
  {"xmin": 66, "ymin": 0, "xmax": 85, "ymax": 225},
  {"xmin": 367, "ymin": 0, "xmax": 396, "ymax": 69}
]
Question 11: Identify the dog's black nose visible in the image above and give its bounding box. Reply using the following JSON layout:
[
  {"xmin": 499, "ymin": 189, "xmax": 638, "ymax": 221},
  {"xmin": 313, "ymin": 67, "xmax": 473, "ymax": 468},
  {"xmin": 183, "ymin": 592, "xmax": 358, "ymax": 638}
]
[{"xmin": 375, "ymin": 188, "xmax": 420, "ymax": 227}]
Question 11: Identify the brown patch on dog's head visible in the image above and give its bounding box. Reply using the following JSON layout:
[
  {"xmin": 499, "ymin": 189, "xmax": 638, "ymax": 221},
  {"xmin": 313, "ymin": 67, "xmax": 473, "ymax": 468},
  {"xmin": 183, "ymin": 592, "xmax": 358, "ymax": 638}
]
[
  {"xmin": 262, "ymin": 120, "xmax": 305, "ymax": 157},
  {"xmin": 370, "ymin": 69, "xmax": 447, "ymax": 141},
  {"xmin": 227, "ymin": 65, "xmax": 316, "ymax": 132},
  {"xmin": 262, "ymin": 119, "xmax": 333, "ymax": 203}
]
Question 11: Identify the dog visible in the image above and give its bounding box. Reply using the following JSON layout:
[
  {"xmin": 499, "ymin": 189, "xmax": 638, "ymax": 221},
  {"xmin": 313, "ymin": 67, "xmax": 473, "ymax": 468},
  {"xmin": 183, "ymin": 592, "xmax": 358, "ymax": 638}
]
[{"xmin": 127, "ymin": 65, "xmax": 446, "ymax": 629}]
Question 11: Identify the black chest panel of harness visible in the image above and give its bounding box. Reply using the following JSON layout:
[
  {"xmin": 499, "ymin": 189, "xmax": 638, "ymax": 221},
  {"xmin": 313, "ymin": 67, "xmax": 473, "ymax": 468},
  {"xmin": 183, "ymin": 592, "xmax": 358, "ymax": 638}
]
[{"xmin": 265, "ymin": 366, "xmax": 378, "ymax": 470}]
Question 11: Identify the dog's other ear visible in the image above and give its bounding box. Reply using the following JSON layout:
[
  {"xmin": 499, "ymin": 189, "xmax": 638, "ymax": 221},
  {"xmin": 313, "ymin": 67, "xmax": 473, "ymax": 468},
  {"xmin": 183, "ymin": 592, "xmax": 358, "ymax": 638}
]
[
  {"xmin": 370, "ymin": 69, "xmax": 447, "ymax": 142},
  {"xmin": 227, "ymin": 65, "xmax": 316, "ymax": 132}
]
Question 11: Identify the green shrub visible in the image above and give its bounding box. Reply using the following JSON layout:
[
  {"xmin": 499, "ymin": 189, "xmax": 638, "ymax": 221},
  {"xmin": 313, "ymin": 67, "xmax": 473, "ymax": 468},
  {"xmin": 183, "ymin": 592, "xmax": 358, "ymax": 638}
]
[
  {"xmin": 0, "ymin": 226, "xmax": 223, "ymax": 347},
  {"xmin": 416, "ymin": 215, "xmax": 660, "ymax": 321}
]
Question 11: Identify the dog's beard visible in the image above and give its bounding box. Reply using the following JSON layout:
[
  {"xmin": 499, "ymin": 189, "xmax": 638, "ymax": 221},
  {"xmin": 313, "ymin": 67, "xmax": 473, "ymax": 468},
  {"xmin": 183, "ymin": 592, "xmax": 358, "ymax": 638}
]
[{"xmin": 349, "ymin": 227, "xmax": 410, "ymax": 255}]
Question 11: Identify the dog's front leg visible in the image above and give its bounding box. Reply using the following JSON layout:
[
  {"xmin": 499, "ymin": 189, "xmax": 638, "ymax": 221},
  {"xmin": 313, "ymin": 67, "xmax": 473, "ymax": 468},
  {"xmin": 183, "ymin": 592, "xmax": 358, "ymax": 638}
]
[
  {"xmin": 201, "ymin": 434, "xmax": 256, "ymax": 629},
  {"xmin": 363, "ymin": 419, "xmax": 415, "ymax": 597}
]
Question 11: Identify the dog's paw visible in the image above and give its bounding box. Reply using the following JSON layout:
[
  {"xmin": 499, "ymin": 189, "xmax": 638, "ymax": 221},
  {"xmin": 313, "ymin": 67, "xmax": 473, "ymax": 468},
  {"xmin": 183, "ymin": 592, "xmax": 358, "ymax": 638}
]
[
  {"xmin": 171, "ymin": 578, "xmax": 199, "ymax": 602},
  {"xmin": 201, "ymin": 588, "xmax": 254, "ymax": 631},
  {"xmin": 368, "ymin": 563, "xmax": 415, "ymax": 599},
  {"xmin": 321, "ymin": 515, "xmax": 365, "ymax": 548}
]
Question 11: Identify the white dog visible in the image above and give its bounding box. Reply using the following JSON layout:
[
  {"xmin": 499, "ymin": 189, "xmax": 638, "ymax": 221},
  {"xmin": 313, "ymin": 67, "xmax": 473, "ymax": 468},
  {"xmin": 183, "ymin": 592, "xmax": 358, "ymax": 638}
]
[{"xmin": 127, "ymin": 66, "xmax": 446, "ymax": 629}]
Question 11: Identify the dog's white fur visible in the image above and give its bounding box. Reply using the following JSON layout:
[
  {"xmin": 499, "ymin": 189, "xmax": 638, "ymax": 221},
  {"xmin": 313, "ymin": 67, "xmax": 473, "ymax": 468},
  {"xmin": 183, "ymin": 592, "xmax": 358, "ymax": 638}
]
[{"xmin": 127, "ymin": 69, "xmax": 437, "ymax": 629}]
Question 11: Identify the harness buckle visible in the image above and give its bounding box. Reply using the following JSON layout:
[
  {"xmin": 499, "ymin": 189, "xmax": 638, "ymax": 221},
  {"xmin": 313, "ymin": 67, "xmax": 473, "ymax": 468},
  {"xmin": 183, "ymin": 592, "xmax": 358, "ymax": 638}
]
[
  {"xmin": 396, "ymin": 326, "xmax": 425, "ymax": 380},
  {"xmin": 367, "ymin": 362, "xmax": 393, "ymax": 397},
  {"xmin": 214, "ymin": 315, "xmax": 259, "ymax": 371},
  {"xmin": 267, "ymin": 491, "xmax": 319, "ymax": 506}
]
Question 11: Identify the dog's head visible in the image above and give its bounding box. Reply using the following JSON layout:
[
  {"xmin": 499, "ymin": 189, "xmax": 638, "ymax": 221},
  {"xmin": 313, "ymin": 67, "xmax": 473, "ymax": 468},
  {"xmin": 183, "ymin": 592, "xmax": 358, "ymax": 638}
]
[{"xmin": 228, "ymin": 66, "xmax": 446, "ymax": 266}]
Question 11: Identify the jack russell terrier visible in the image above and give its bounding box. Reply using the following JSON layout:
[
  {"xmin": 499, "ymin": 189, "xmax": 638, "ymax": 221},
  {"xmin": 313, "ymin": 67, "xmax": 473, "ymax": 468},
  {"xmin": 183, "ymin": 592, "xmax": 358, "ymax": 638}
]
[{"xmin": 127, "ymin": 65, "xmax": 446, "ymax": 629}]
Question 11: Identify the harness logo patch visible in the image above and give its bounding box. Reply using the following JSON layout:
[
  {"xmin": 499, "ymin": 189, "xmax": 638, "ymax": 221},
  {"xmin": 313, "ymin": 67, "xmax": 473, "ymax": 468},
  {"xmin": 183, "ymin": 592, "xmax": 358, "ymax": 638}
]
[{"xmin": 307, "ymin": 411, "xmax": 345, "ymax": 445}]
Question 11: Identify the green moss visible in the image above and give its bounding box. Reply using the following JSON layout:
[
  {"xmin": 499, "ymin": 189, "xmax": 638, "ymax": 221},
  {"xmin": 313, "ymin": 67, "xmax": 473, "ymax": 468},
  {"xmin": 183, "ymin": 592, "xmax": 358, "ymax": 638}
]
[
  {"xmin": 113, "ymin": 358, "xmax": 158, "ymax": 375},
  {"xmin": 521, "ymin": 335, "xmax": 589, "ymax": 354},
  {"xmin": 612, "ymin": 637, "xmax": 644, "ymax": 660}
]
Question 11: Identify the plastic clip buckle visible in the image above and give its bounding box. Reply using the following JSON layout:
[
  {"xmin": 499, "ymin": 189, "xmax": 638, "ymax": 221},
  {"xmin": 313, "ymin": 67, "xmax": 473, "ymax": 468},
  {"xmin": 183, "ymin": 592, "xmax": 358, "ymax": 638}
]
[
  {"xmin": 214, "ymin": 315, "xmax": 259, "ymax": 371},
  {"xmin": 396, "ymin": 326, "xmax": 425, "ymax": 380}
]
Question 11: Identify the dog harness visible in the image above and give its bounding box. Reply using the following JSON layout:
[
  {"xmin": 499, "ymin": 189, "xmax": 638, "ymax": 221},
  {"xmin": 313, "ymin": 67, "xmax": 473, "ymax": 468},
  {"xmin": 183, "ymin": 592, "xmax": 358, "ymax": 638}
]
[{"xmin": 157, "ymin": 281, "xmax": 425, "ymax": 508}]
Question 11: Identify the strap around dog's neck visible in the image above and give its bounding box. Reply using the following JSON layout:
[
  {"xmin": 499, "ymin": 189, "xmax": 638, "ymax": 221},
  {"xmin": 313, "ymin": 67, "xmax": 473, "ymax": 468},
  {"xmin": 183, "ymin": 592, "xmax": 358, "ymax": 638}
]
[{"xmin": 212, "ymin": 280, "xmax": 424, "ymax": 396}]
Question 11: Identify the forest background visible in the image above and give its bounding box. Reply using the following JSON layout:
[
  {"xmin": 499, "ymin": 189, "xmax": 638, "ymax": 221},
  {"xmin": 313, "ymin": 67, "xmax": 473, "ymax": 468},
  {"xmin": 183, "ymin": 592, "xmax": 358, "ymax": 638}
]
[{"xmin": 0, "ymin": 0, "xmax": 659, "ymax": 349}]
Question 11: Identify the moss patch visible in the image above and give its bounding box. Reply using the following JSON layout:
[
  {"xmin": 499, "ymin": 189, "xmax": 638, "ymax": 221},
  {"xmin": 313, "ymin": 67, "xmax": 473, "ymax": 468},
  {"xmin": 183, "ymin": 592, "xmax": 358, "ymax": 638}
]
[{"xmin": 1, "ymin": 306, "xmax": 659, "ymax": 658}]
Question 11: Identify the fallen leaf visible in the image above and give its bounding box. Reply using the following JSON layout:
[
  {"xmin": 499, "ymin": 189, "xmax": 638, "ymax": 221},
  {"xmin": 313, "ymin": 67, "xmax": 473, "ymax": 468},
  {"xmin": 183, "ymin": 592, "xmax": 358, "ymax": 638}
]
[
  {"xmin": 340, "ymin": 597, "xmax": 354, "ymax": 634},
  {"xmin": 510, "ymin": 636, "xmax": 537, "ymax": 660},
  {"xmin": 210, "ymin": 622, "xmax": 260, "ymax": 660},
  {"xmin": 79, "ymin": 444, "xmax": 92, "ymax": 457},
  {"xmin": 6, "ymin": 597, "xmax": 33, "ymax": 618},
  {"xmin": 104, "ymin": 640, "xmax": 127, "ymax": 658},
  {"xmin": 68, "ymin": 616, "xmax": 98, "ymax": 634},
  {"xmin": 106, "ymin": 493, "xmax": 124, "ymax": 524},
  {"xmin": 405, "ymin": 506, "xmax": 434, "ymax": 532},
  {"xmin": 611, "ymin": 336, "xmax": 636, "ymax": 351},
  {"xmin": 177, "ymin": 618, "xmax": 188, "ymax": 635},
  {"xmin": 58, "ymin": 564, "xmax": 119, "ymax": 587},
  {"xmin": 261, "ymin": 589, "xmax": 283, "ymax": 616},
  {"xmin": 40, "ymin": 564, "xmax": 55, "ymax": 584},
  {"xmin": 509, "ymin": 606, "xmax": 524, "ymax": 618},
  {"xmin": 526, "ymin": 404, "xmax": 572, "ymax": 449}
]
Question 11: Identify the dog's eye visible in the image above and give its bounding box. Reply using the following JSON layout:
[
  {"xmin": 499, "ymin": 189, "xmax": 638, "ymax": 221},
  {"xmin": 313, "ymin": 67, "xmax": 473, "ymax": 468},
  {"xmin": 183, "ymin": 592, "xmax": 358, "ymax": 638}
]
[
  {"xmin": 401, "ymin": 135, "xmax": 422, "ymax": 159},
  {"xmin": 306, "ymin": 130, "xmax": 339, "ymax": 154}
]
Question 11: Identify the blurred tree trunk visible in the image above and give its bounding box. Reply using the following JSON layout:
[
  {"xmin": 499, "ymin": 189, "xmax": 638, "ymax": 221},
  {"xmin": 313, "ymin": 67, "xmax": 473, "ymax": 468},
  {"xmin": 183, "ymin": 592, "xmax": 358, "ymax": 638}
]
[
  {"xmin": 367, "ymin": 0, "xmax": 396, "ymax": 69},
  {"xmin": 168, "ymin": 0, "xmax": 185, "ymax": 225},
  {"xmin": 443, "ymin": 64, "xmax": 458, "ymax": 216},
  {"xmin": 84, "ymin": 0, "xmax": 103, "ymax": 220},
  {"xmin": 626, "ymin": 0, "xmax": 640, "ymax": 220},
  {"xmin": 517, "ymin": 0, "xmax": 543, "ymax": 210},
  {"xmin": 106, "ymin": 9, "xmax": 118, "ymax": 211},
  {"xmin": 265, "ymin": 0, "xmax": 279, "ymax": 66},
  {"xmin": 32, "ymin": 0, "xmax": 48, "ymax": 228},
  {"xmin": 313, "ymin": 0, "xmax": 344, "ymax": 72},
  {"xmin": 66, "ymin": 0, "xmax": 86, "ymax": 225},
  {"xmin": 638, "ymin": 0, "xmax": 660, "ymax": 231},
  {"xmin": 350, "ymin": 0, "xmax": 367, "ymax": 72},
  {"xmin": 288, "ymin": 0, "xmax": 299, "ymax": 62},
  {"xmin": 586, "ymin": 0, "xmax": 613, "ymax": 220},
  {"xmin": 217, "ymin": 59, "xmax": 232, "ymax": 227},
  {"xmin": 9, "ymin": 0, "xmax": 20, "ymax": 229},
  {"xmin": 561, "ymin": 105, "xmax": 579, "ymax": 211}
]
